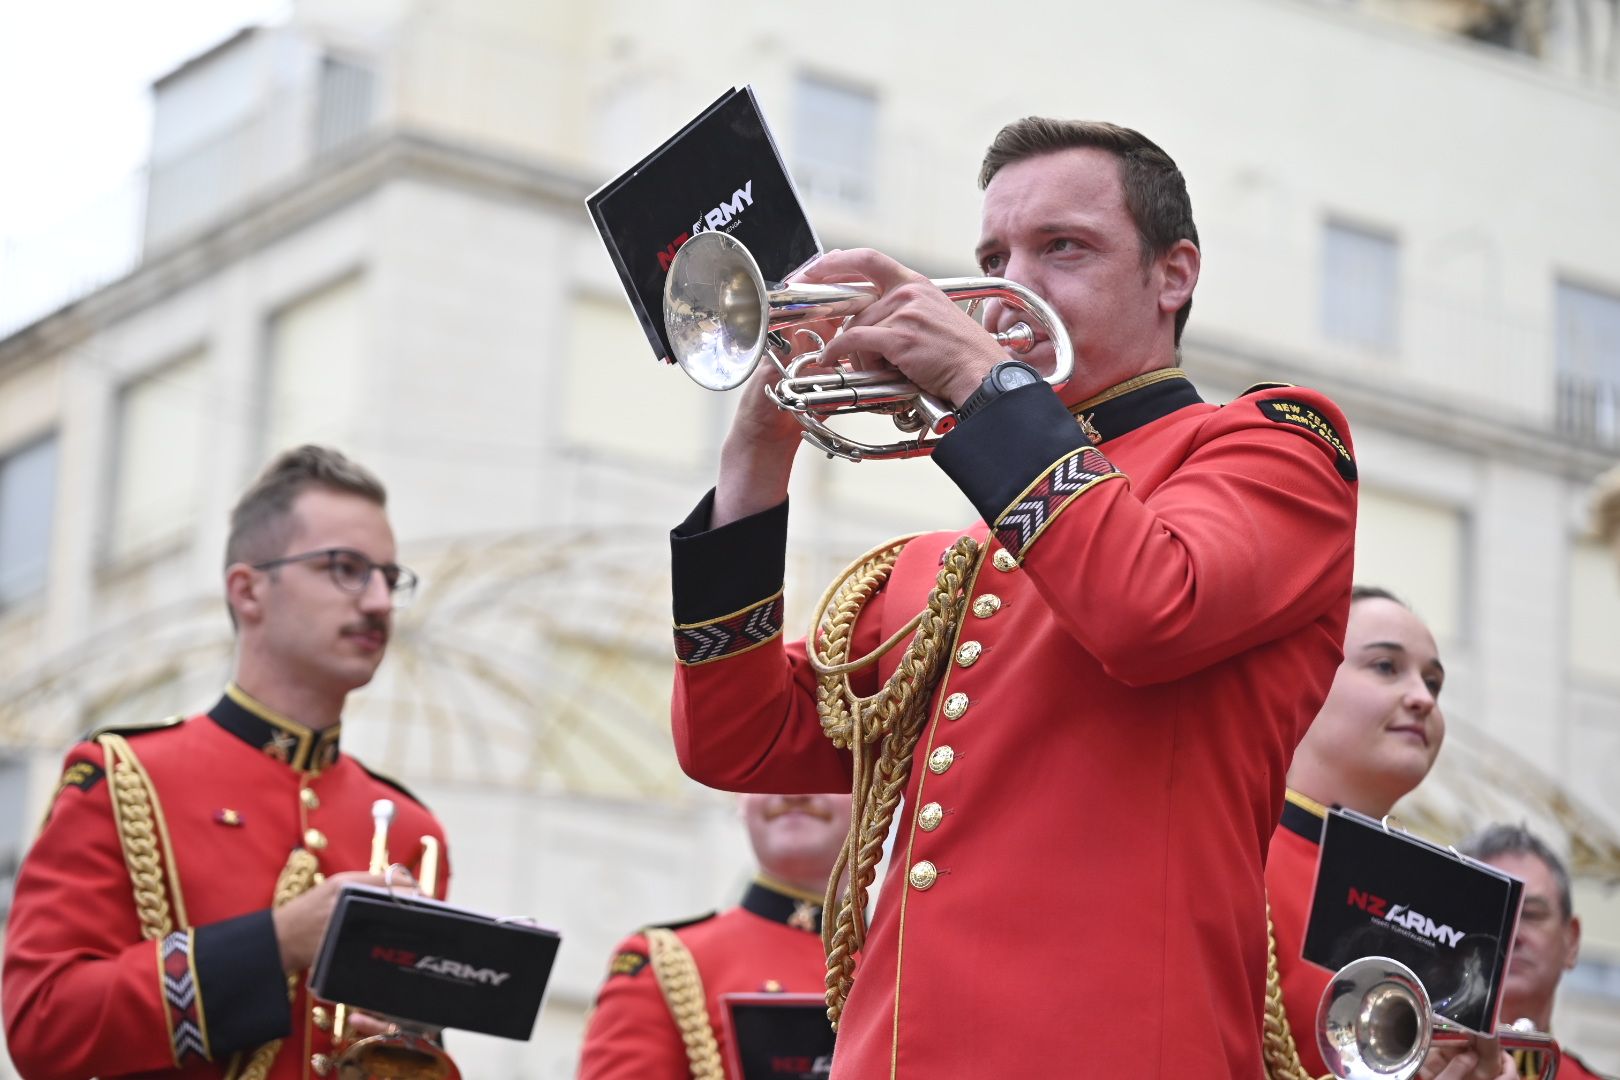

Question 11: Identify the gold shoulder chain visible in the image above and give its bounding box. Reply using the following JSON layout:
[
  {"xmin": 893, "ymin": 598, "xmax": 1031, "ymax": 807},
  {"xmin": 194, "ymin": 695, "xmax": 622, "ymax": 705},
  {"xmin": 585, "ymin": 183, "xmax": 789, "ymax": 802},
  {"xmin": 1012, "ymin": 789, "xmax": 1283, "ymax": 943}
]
[
  {"xmin": 99, "ymin": 733, "xmax": 184, "ymax": 940},
  {"xmin": 646, "ymin": 927, "xmax": 724, "ymax": 1080},
  {"xmin": 227, "ymin": 847, "xmax": 321, "ymax": 1080},
  {"xmin": 1262, "ymin": 898, "xmax": 1324, "ymax": 1080},
  {"xmin": 811, "ymin": 534, "xmax": 979, "ymax": 1028}
]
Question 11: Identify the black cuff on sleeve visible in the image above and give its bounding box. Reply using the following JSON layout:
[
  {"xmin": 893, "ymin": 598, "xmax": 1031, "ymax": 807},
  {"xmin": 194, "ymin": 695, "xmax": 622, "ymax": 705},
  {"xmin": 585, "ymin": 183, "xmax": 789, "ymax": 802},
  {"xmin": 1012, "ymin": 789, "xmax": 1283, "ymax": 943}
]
[
  {"xmin": 192, "ymin": 910, "xmax": 292, "ymax": 1057},
  {"xmin": 933, "ymin": 383, "xmax": 1091, "ymax": 524},
  {"xmin": 671, "ymin": 490, "xmax": 789, "ymax": 624}
]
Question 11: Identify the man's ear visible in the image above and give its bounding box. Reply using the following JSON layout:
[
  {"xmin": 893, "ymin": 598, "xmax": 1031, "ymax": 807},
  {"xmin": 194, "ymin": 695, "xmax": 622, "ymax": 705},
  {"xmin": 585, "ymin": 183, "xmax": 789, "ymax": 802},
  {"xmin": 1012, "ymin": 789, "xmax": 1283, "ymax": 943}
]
[
  {"xmin": 1158, "ymin": 239, "xmax": 1199, "ymax": 317},
  {"xmin": 224, "ymin": 563, "xmax": 264, "ymax": 627},
  {"xmin": 1564, "ymin": 914, "xmax": 1582, "ymax": 970}
]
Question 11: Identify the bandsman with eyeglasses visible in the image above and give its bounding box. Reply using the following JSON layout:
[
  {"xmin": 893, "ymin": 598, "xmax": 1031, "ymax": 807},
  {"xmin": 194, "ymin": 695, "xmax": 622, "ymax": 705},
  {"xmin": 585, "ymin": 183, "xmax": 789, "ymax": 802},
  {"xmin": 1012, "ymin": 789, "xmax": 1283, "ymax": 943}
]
[{"xmin": 2, "ymin": 445, "xmax": 448, "ymax": 1080}]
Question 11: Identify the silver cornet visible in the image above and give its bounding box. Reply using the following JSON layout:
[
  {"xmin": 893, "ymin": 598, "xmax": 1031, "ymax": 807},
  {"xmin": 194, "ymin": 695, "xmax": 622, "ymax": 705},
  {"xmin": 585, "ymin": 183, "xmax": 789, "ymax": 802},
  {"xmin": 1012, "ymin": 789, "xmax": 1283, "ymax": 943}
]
[
  {"xmin": 1316, "ymin": 956, "xmax": 1558, "ymax": 1080},
  {"xmin": 662, "ymin": 231, "xmax": 1074, "ymax": 461}
]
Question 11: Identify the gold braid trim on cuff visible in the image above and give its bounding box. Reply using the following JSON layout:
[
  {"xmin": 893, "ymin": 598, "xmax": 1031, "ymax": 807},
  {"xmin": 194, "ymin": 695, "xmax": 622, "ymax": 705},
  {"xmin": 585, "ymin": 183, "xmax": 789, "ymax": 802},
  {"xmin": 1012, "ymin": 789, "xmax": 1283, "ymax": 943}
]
[
  {"xmin": 646, "ymin": 927, "xmax": 725, "ymax": 1080},
  {"xmin": 810, "ymin": 534, "xmax": 979, "ymax": 1029},
  {"xmin": 226, "ymin": 847, "xmax": 321, "ymax": 1080},
  {"xmin": 1263, "ymin": 897, "xmax": 1326, "ymax": 1080}
]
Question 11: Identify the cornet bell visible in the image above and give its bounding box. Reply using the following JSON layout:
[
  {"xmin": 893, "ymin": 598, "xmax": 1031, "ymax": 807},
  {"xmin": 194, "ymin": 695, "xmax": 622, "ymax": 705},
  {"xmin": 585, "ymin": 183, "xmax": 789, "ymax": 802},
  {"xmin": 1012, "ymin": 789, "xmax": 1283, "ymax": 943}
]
[
  {"xmin": 1318, "ymin": 957, "xmax": 1433, "ymax": 1080},
  {"xmin": 1315, "ymin": 955, "xmax": 1559, "ymax": 1080},
  {"xmin": 663, "ymin": 231, "xmax": 770, "ymax": 391}
]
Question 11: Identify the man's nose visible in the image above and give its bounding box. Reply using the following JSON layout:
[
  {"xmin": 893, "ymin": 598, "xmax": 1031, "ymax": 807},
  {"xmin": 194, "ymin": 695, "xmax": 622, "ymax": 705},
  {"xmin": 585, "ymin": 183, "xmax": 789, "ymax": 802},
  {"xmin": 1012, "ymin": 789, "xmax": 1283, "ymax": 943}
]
[{"xmin": 359, "ymin": 569, "xmax": 394, "ymax": 612}]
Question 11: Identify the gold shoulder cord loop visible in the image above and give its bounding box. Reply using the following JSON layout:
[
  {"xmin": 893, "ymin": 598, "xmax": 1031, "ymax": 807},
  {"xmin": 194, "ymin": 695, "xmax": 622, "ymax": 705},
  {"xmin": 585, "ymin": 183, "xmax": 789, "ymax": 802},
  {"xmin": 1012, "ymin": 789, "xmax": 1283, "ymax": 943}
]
[
  {"xmin": 100, "ymin": 733, "xmax": 187, "ymax": 941},
  {"xmin": 1262, "ymin": 898, "xmax": 1325, "ymax": 1080},
  {"xmin": 646, "ymin": 927, "xmax": 725, "ymax": 1080},
  {"xmin": 228, "ymin": 847, "xmax": 321, "ymax": 1080},
  {"xmin": 811, "ymin": 534, "xmax": 979, "ymax": 1028}
]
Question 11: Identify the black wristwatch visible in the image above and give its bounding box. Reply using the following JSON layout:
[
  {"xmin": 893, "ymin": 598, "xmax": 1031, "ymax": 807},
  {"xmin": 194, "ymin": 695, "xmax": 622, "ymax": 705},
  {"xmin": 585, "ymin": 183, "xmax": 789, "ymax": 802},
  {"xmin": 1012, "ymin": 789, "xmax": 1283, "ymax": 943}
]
[{"xmin": 955, "ymin": 360, "xmax": 1042, "ymax": 421}]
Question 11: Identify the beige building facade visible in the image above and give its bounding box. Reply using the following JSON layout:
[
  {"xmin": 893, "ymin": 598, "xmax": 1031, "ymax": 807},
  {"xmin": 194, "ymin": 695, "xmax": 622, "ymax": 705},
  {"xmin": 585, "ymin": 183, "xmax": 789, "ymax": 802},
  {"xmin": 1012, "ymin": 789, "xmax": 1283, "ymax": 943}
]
[{"xmin": 2, "ymin": 0, "xmax": 1619, "ymax": 1074}]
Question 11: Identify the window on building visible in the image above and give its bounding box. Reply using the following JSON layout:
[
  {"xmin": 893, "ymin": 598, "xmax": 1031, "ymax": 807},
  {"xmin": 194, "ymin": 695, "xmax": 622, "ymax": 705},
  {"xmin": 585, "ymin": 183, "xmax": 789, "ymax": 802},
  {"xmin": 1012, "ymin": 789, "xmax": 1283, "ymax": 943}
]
[
  {"xmin": 1568, "ymin": 538, "xmax": 1620, "ymax": 683},
  {"xmin": 263, "ymin": 275, "xmax": 364, "ymax": 456},
  {"xmin": 1554, "ymin": 279, "xmax": 1620, "ymax": 447},
  {"xmin": 109, "ymin": 353, "xmax": 206, "ymax": 560},
  {"xmin": 792, "ymin": 74, "xmax": 877, "ymax": 209},
  {"xmin": 314, "ymin": 55, "xmax": 376, "ymax": 159},
  {"xmin": 0, "ymin": 436, "xmax": 59, "ymax": 608},
  {"xmin": 1353, "ymin": 488, "xmax": 1467, "ymax": 644},
  {"xmin": 1321, "ymin": 219, "xmax": 1400, "ymax": 351}
]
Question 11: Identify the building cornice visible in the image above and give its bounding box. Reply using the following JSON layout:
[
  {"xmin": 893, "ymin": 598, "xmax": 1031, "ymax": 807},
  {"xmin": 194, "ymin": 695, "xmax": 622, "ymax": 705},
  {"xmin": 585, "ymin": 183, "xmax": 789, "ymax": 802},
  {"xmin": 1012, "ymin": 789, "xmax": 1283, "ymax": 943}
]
[
  {"xmin": 0, "ymin": 127, "xmax": 598, "ymax": 376},
  {"xmin": 1183, "ymin": 334, "xmax": 1620, "ymax": 482}
]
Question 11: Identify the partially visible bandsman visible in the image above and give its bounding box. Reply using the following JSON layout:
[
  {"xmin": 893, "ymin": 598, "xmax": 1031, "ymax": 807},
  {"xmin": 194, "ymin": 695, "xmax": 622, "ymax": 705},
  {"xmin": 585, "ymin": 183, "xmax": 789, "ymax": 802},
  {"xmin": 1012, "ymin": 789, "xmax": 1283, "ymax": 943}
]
[
  {"xmin": 1262, "ymin": 586, "xmax": 1486, "ymax": 1080},
  {"xmin": 2, "ymin": 446, "xmax": 449, "ymax": 1080},
  {"xmin": 1459, "ymin": 826, "xmax": 1615, "ymax": 1080},
  {"xmin": 577, "ymin": 792, "xmax": 848, "ymax": 1080}
]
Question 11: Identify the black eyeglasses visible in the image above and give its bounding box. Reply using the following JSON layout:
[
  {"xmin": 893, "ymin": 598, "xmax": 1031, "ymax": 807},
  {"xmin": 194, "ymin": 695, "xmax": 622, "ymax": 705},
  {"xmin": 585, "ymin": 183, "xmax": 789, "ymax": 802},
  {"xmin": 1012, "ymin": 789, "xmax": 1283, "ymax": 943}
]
[{"xmin": 253, "ymin": 548, "xmax": 419, "ymax": 608}]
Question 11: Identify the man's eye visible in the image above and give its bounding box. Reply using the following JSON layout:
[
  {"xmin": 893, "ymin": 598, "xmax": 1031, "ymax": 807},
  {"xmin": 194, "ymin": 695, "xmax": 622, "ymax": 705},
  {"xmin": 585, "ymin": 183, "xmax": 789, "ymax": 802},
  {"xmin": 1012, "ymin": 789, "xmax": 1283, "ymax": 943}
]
[
  {"xmin": 332, "ymin": 554, "xmax": 368, "ymax": 582},
  {"xmin": 980, "ymin": 254, "xmax": 1005, "ymax": 273}
]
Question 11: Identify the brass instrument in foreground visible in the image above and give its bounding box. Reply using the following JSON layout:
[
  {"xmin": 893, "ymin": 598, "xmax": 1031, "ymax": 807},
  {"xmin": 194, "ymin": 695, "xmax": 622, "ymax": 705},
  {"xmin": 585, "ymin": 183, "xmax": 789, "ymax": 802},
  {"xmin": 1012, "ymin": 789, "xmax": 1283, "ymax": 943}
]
[
  {"xmin": 663, "ymin": 231, "xmax": 1074, "ymax": 461},
  {"xmin": 1316, "ymin": 956, "xmax": 1558, "ymax": 1080},
  {"xmin": 329, "ymin": 799, "xmax": 460, "ymax": 1080}
]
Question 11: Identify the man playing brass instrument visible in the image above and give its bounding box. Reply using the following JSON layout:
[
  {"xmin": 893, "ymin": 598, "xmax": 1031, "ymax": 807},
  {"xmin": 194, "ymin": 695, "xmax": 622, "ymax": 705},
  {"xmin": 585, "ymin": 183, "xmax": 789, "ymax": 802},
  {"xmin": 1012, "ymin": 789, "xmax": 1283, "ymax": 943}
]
[
  {"xmin": 667, "ymin": 119, "xmax": 1360, "ymax": 1078},
  {"xmin": 3, "ymin": 446, "xmax": 449, "ymax": 1080}
]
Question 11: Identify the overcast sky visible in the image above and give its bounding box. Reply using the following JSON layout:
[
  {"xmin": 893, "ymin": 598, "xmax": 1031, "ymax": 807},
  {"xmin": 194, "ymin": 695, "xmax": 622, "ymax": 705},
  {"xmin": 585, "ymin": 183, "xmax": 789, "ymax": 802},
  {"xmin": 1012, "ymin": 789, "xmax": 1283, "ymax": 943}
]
[{"xmin": 0, "ymin": 0, "xmax": 288, "ymax": 243}]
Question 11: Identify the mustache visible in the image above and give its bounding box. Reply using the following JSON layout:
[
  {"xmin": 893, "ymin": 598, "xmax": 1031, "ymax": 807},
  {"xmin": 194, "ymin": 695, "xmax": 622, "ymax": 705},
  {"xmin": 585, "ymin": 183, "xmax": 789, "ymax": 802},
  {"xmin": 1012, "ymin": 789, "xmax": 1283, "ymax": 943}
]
[
  {"xmin": 764, "ymin": 798, "xmax": 835, "ymax": 822},
  {"xmin": 343, "ymin": 615, "xmax": 390, "ymax": 638}
]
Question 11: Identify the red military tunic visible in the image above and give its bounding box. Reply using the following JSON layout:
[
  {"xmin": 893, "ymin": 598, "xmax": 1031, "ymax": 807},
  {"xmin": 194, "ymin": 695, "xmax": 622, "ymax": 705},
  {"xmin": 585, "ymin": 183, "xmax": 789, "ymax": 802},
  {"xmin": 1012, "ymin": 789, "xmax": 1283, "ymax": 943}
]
[
  {"xmin": 1266, "ymin": 789, "xmax": 1335, "ymax": 1078},
  {"xmin": 668, "ymin": 372, "xmax": 1358, "ymax": 1079},
  {"xmin": 2, "ymin": 684, "xmax": 450, "ymax": 1080},
  {"xmin": 577, "ymin": 877, "xmax": 830, "ymax": 1079}
]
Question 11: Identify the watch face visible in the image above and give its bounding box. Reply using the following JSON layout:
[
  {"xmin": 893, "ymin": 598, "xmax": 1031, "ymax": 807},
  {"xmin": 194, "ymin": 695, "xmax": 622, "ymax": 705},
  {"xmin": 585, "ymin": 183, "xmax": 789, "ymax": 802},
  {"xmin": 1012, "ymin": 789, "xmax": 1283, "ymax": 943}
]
[{"xmin": 995, "ymin": 363, "xmax": 1041, "ymax": 391}]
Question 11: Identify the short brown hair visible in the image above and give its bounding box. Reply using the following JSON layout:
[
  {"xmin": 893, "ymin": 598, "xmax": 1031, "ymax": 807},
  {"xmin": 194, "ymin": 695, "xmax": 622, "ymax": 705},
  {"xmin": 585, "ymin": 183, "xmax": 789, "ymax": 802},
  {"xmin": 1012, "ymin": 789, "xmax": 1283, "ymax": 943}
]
[
  {"xmin": 225, "ymin": 445, "xmax": 387, "ymax": 568},
  {"xmin": 979, "ymin": 118, "xmax": 1200, "ymax": 344}
]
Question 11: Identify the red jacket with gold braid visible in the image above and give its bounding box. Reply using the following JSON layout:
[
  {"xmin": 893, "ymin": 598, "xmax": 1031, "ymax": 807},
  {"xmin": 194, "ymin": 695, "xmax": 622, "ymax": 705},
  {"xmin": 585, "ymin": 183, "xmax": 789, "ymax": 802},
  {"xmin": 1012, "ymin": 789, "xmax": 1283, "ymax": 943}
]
[
  {"xmin": 667, "ymin": 373, "xmax": 1358, "ymax": 1080},
  {"xmin": 2, "ymin": 685, "xmax": 449, "ymax": 1080},
  {"xmin": 576, "ymin": 878, "xmax": 830, "ymax": 1079}
]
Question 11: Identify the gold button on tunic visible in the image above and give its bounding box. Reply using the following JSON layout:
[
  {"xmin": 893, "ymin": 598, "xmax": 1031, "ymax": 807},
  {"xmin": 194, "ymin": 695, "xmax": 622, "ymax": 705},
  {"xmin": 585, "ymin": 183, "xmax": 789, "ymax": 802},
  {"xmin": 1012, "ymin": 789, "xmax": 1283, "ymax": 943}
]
[{"xmin": 908, "ymin": 861, "xmax": 939, "ymax": 890}]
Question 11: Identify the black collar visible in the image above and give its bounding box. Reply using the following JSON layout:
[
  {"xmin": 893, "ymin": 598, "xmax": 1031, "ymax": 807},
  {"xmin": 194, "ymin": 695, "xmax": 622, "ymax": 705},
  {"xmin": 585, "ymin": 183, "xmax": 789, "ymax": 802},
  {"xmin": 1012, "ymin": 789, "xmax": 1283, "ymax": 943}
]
[
  {"xmin": 742, "ymin": 877, "xmax": 824, "ymax": 934},
  {"xmin": 208, "ymin": 684, "xmax": 342, "ymax": 774},
  {"xmin": 1068, "ymin": 368, "xmax": 1204, "ymax": 443},
  {"xmin": 1280, "ymin": 789, "xmax": 1328, "ymax": 845}
]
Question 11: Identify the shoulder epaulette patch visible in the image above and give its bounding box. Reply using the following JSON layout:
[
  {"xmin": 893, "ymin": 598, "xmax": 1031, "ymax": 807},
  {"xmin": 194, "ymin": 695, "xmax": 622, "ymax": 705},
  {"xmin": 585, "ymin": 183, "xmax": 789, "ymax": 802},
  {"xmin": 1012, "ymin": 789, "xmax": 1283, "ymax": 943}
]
[
  {"xmin": 82, "ymin": 714, "xmax": 185, "ymax": 743},
  {"xmin": 608, "ymin": 950, "xmax": 649, "ymax": 978},
  {"xmin": 1240, "ymin": 381, "xmax": 1295, "ymax": 397},
  {"xmin": 55, "ymin": 761, "xmax": 104, "ymax": 795},
  {"xmin": 357, "ymin": 762, "xmax": 429, "ymax": 808},
  {"xmin": 1255, "ymin": 398, "xmax": 1357, "ymax": 482}
]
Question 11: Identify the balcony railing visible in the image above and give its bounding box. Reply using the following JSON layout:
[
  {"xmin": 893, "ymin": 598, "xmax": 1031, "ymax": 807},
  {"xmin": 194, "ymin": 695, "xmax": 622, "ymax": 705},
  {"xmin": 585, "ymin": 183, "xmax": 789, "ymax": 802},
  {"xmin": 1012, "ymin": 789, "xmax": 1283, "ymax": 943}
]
[{"xmin": 1557, "ymin": 371, "xmax": 1620, "ymax": 449}]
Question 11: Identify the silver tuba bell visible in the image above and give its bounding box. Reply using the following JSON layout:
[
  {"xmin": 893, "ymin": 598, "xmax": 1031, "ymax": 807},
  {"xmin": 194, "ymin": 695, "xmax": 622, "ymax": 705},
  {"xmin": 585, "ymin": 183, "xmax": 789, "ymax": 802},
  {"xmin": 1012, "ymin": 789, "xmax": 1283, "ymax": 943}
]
[
  {"xmin": 661, "ymin": 231, "xmax": 1074, "ymax": 461},
  {"xmin": 1316, "ymin": 956, "xmax": 1558, "ymax": 1080}
]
